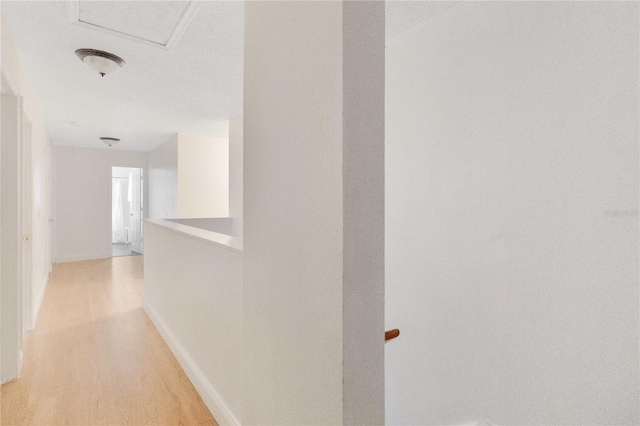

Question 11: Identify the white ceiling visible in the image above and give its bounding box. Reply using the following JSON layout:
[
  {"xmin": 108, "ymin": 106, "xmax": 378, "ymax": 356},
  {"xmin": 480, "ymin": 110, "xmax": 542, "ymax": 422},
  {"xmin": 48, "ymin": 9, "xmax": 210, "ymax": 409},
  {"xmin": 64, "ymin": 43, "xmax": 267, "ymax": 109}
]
[
  {"xmin": 2, "ymin": 1, "xmax": 244, "ymax": 151},
  {"xmin": 77, "ymin": 1, "xmax": 191, "ymax": 46},
  {"xmin": 2, "ymin": 1, "xmax": 456, "ymax": 152}
]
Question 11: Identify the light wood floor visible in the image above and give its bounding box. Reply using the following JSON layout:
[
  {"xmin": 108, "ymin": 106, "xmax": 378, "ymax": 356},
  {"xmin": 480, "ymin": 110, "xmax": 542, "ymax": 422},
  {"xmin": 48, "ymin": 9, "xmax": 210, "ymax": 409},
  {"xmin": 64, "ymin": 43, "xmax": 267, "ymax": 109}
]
[{"xmin": 1, "ymin": 256, "xmax": 217, "ymax": 426}]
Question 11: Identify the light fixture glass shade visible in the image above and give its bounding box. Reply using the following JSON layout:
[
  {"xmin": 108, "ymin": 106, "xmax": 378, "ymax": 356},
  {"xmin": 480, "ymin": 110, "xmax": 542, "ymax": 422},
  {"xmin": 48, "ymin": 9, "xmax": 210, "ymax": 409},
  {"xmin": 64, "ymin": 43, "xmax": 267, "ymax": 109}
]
[
  {"xmin": 100, "ymin": 137, "xmax": 120, "ymax": 147},
  {"xmin": 75, "ymin": 49, "xmax": 126, "ymax": 77}
]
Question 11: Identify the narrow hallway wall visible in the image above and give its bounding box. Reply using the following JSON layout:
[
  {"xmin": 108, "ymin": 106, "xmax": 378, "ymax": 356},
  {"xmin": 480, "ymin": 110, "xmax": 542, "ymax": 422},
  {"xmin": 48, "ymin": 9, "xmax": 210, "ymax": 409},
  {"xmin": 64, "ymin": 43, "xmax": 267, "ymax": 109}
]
[{"xmin": 1, "ymin": 15, "xmax": 53, "ymax": 334}]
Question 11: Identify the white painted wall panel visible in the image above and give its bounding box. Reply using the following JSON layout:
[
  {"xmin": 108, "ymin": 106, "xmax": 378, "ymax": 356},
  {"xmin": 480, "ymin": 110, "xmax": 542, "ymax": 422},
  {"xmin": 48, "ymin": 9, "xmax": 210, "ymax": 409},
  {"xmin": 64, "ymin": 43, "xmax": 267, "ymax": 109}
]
[
  {"xmin": 148, "ymin": 135, "xmax": 178, "ymax": 219},
  {"xmin": 229, "ymin": 117, "xmax": 243, "ymax": 237},
  {"xmin": 1, "ymin": 92, "xmax": 23, "ymax": 383},
  {"xmin": 385, "ymin": 2, "xmax": 639, "ymax": 424},
  {"xmin": 177, "ymin": 133, "xmax": 229, "ymax": 218},
  {"xmin": 143, "ymin": 221, "xmax": 242, "ymax": 424},
  {"xmin": 149, "ymin": 133, "xmax": 229, "ymax": 220}
]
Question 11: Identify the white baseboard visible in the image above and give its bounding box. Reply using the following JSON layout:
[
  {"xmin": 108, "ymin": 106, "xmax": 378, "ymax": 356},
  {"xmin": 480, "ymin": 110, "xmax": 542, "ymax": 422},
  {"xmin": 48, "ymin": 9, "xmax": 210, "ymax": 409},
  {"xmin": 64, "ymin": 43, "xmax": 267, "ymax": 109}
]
[
  {"xmin": 31, "ymin": 275, "xmax": 48, "ymax": 329},
  {"xmin": 143, "ymin": 301, "xmax": 240, "ymax": 425},
  {"xmin": 54, "ymin": 252, "xmax": 110, "ymax": 263}
]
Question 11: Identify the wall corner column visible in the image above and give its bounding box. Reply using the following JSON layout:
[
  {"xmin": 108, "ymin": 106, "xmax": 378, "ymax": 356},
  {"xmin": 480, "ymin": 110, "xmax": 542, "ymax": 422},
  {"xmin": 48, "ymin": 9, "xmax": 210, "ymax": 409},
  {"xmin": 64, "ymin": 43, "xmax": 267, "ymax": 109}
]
[
  {"xmin": 342, "ymin": 1, "xmax": 385, "ymax": 424},
  {"xmin": 243, "ymin": 1, "xmax": 385, "ymax": 424}
]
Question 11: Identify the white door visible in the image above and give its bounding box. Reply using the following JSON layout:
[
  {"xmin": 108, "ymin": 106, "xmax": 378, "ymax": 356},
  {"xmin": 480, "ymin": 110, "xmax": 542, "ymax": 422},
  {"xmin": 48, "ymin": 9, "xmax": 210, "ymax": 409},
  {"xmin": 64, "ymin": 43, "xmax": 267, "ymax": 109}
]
[
  {"xmin": 130, "ymin": 168, "xmax": 143, "ymax": 254},
  {"xmin": 21, "ymin": 111, "xmax": 33, "ymax": 331}
]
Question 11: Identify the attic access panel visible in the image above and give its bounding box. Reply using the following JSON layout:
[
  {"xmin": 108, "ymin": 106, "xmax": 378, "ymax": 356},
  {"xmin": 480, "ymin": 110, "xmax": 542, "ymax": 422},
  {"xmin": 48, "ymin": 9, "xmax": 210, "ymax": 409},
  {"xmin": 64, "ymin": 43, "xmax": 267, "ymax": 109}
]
[{"xmin": 71, "ymin": 0, "xmax": 202, "ymax": 51}]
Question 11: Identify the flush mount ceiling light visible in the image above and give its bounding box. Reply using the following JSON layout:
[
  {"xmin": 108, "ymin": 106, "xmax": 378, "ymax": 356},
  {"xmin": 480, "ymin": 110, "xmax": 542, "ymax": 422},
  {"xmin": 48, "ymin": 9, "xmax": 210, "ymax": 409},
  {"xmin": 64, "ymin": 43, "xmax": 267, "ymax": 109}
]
[
  {"xmin": 100, "ymin": 137, "xmax": 120, "ymax": 147},
  {"xmin": 75, "ymin": 48, "xmax": 126, "ymax": 77}
]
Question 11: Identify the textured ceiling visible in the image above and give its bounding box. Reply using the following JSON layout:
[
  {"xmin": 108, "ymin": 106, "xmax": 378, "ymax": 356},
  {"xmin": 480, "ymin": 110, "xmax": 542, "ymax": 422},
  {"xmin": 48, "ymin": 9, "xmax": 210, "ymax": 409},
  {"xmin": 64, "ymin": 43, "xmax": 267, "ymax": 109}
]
[
  {"xmin": 386, "ymin": 1, "xmax": 459, "ymax": 40},
  {"xmin": 2, "ymin": 1, "xmax": 455, "ymax": 151},
  {"xmin": 2, "ymin": 1, "xmax": 244, "ymax": 151},
  {"xmin": 77, "ymin": 1, "xmax": 191, "ymax": 46}
]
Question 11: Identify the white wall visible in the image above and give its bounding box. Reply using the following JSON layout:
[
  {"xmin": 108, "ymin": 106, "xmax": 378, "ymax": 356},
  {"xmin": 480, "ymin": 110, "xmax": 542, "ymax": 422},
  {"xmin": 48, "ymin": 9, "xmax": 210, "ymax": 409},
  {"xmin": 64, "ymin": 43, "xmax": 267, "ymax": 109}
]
[
  {"xmin": 165, "ymin": 218, "xmax": 233, "ymax": 235},
  {"xmin": 148, "ymin": 135, "xmax": 178, "ymax": 219},
  {"xmin": 177, "ymin": 133, "xmax": 229, "ymax": 218},
  {"xmin": 1, "ymin": 14, "xmax": 52, "ymax": 379},
  {"xmin": 243, "ymin": 2, "xmax": 384, "ymax": 423},
  {"xmin": 148, "ymin": 133, "xmax": 229, "ymax": 220},
  {"xmin": 385, "ymin": 2, "xmax": 639, "ymax": 425},
  {"xmin": 53, "ymin": 146, "xmax": 148, "ymax": 262},
  {"xmin": 229, "ymin": 117, "xmax": 243, "ymax": 237},
  {"xmin": 1, "ymin": 86, "xmax": 23, "ymax": 384},
  {"xmin": 143, "ymin": 221, "xmax": 242, "ymax": 425}
]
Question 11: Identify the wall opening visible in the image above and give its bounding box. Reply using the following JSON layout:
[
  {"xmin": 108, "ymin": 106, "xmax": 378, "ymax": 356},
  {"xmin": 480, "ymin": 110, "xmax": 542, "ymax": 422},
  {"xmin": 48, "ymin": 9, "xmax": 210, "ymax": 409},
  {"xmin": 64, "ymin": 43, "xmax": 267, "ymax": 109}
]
[{"xmin": 111, "ymin": 166, "xmax": 143, "ymax": 257}]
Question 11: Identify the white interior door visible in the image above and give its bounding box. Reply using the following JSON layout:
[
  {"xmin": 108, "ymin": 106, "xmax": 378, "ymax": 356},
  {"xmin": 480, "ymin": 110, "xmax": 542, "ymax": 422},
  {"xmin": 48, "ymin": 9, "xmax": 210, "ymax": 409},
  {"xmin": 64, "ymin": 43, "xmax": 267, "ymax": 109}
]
[
  {"xmin": 21, "ymin": 111, "xmax": 33, "ymax": 332},
  {"xmin": 130, "ymin": 168, "xmax": 143, "ymax": 254}
]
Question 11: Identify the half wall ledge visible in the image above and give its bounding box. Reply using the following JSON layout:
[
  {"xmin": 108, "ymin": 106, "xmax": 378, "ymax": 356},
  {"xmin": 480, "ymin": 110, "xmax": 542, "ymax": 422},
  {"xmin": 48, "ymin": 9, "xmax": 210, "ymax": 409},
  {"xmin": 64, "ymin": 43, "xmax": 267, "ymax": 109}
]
[{"xmin": 144, "ymin": 218, "xmax": 243, "ymax": 253}]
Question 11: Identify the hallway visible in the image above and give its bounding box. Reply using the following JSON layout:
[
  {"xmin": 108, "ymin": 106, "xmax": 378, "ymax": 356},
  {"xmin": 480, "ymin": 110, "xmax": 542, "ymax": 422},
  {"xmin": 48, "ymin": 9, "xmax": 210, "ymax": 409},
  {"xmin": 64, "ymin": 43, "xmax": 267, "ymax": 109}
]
[{"xmin": 0, "ymin": 257, "xmax": 217, "ymax": 425}]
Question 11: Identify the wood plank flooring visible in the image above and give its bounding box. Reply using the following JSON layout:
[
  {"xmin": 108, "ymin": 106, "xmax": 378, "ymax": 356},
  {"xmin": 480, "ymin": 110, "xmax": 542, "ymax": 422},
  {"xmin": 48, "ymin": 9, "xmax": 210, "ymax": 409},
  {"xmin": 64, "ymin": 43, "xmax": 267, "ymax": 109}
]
[{"xmin": 0, "ymin": 256, "xmax": 217, "ymax": 426}]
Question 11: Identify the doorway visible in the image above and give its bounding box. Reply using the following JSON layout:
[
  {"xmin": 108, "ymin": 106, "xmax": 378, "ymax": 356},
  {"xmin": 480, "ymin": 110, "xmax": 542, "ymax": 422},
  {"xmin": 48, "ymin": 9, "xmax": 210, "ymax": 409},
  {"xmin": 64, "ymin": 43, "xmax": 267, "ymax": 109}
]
[{"xmin": 111, "ymin": 167, "xmax": 143, "ymax": 257}]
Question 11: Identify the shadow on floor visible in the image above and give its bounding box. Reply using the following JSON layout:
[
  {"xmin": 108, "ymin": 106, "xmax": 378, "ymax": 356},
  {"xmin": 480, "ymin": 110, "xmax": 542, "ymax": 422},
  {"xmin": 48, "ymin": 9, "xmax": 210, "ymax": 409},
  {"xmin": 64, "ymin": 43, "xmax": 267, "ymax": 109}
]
[{"xmin": 112, "ymin": 243, "xmax": 141, "ymax": 258}]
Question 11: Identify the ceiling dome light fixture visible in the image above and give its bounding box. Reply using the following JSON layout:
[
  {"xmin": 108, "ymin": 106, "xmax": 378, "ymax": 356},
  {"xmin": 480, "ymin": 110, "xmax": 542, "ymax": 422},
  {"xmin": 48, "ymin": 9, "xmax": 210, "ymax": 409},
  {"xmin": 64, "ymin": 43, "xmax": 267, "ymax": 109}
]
[
  {"xmin": 75, "ymin": 49, "xmax": 126, "ymax": 77},
  {"xmin": 100, "ymin": 137, "xmax": 120, "ymax": 147}
]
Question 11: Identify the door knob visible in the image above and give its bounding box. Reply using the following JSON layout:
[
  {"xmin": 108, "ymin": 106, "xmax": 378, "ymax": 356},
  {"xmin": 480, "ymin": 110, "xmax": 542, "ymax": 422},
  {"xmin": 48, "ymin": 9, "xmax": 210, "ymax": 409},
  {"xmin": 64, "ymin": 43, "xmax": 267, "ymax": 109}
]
[{"xmin": 23, "ymin": 236, "xmax": 29, "ymax": 241}]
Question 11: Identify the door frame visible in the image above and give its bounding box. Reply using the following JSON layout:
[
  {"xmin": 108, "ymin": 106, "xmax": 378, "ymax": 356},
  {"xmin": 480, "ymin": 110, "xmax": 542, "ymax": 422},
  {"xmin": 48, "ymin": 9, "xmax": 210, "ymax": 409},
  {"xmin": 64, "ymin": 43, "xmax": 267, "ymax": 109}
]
[
  {"xmin": 21, "ymin": 108, "xmax": 34, "ymax": 331},
  {"xmin": 129, "ymin": 168, "xmax": 143, "ymax": 254},
  {"xmin": 110, "ymin": 166, "xmax": 144, "ymax": 256}
]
